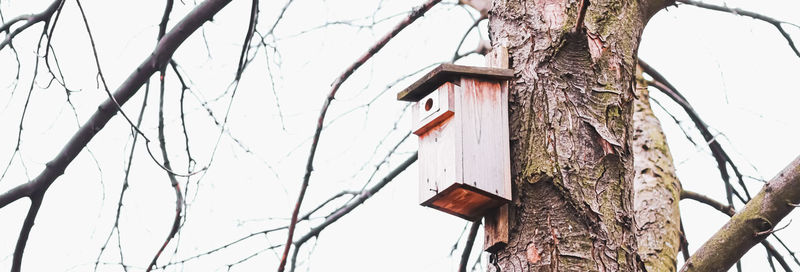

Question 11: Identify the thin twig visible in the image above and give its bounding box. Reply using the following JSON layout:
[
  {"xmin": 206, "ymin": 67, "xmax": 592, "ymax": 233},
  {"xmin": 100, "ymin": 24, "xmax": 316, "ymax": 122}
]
[
  {"xmin": 277, "ymin": 1, "xmax": 441, "ymax": 271},
  {"xmin": 265, "ymin": 0, "xmax": 293, "ymax": 36},
  {"xmin": 7, "ymin": 11, "xmax": 55, "ymax": 271},
  {"xmin": 75, "ymin": 0, "xmax": 205, "ymax": 178},
  {"xmin": 0, "ymin": 1, "xmax": 61, "ymax": 186},
  {"xmin": 676, "ymin": 0, "xmax": 800, "ymax": 58},
  {"xmin": 452, "ymin": 14, "xmax": 486, "ymax": 62},
  {"xmin": 0, "ymin": 1, "xmax": 232, "ymax": 269},
  {"xmin": 0, "ymin": 0, "xmax": 61, "ymax": 51},
  {"xmin": 288, "ymin": 153, "xmax": 418, "ymax": 272},
  {"xmin": 679, "ymin": 221, "xmax": 690, "ymax": 262},
  {"xmin": 680, "ymin": 190, "xmax": 734, "ymax": 216},
  {"xmin": 459, "ymin": 221, "xmax": 481, "ymax": 272},
  {"xmin": 94, "ymin": 81, "xmax": 150, "ymax": 272},
  {"xmin": 160, "ymin": 226, "xmax": 287, "ymax": 268},
  {"xmin": 450, "ymin": 223, "xmax": 470, "ymax": 256},
  {"xmin": 772, "ymin": 234, "xmax": 800, "ymax": 266},
  {"xmin": 146, "ymin": 1, "xmax": 185, "ymax": 270},
  {"xmin": 640, "ymin": 59, "xmax": 750, "ymax": 206}
]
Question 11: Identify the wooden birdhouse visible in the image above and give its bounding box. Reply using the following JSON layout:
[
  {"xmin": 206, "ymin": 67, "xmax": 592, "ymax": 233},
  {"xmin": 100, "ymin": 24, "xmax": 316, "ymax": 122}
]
[{"xmin": 397, "ymin": 63, "xmax": 514, "ymax": 221}]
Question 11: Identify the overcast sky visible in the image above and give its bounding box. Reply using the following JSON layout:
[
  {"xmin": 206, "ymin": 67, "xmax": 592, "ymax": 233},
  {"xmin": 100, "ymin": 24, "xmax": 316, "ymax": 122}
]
[{"xmin": 0, "ymin": 0, "xmax": 799, "ymax": 271}]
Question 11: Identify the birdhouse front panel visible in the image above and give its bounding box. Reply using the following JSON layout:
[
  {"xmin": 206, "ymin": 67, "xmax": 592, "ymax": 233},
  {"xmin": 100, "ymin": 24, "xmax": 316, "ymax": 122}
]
[
  {"xmin": 398, "ymin": 64, "xmax": 514, "ymax": 221},
  {"xmin": 415, "ymin": 82, "xmax": 461, "ymax": 204},
  {"xmin": 412, "ymin": 81, "xmax": 455, "ymax": 136}
]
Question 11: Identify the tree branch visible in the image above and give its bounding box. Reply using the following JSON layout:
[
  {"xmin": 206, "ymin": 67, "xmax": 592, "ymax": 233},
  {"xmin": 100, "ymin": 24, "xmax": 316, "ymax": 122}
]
[
  {"xmin": 459, "ymin": 221, "xmax": 481, "ymax": 272},
  {"xmin": 0, "ymin": 0, "xmax": 61, "ymax": 51},
  {"xmin": 676, "ymin": 0, "xmax": 800, "ymax": 59},
  {"xmin": 147, "ymin": 2, "xmax": 184, "ymax": 269},
  {"xmin": 680, "ymin": 190, "xmax": 734, "ymax": 216},
  {"xmin": 11, "ymin": 193, "xmax": 43, "ymax": 272},
  {"xmin": 681, "ymin": 155, "xmax": 800, "ymax": 271},
  {"xmin": 640, "ymin": 58, "xmax": 750, "ymax": 206},
  {"xmin": 0, "ymin": 1, "xmax": 232, "ymax": 270},
  {"xmin": 288, "ymin": 153, "xmax": 418, "ymax": 272},
  {"xmin": 277, "ymin": 0, "xmax": 441, "ymax": 270},
  {"xmin": 681, "ymin": 190, "xmax": 793, "ymax": 271}
]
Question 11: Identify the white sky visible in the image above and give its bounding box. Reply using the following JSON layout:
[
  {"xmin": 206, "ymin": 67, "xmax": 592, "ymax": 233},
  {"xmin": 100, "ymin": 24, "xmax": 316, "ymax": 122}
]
[{"xmin": 0, "ymin": 0, "xmax": 798, "ymax": 271}]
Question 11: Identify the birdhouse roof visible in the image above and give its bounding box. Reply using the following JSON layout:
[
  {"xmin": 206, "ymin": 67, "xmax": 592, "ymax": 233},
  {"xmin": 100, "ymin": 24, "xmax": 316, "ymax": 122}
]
[{"xmin": 396, "ymin": 64, "xmax": 514, "ymax": 101}]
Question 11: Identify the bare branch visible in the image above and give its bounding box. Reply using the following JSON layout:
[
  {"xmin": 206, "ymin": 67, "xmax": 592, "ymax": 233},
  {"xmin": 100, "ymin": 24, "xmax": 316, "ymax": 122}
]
[
  {"xmin": 235, "ymin": 0, "xmax": 259, "ymax": 80},
  {"xmin": 265, "ymin": 0, "xmax": 294, "ymax": 36},
  {"xmin": 0, "ymin": 1, "xmax": 60, "ymax": 186},
  {"xmin": 679, "ymin": 222, "xmax": 690, "ymax": 262},
  {"xmin": 452, "ymin": 14, "xmax": 486, "ymax": 62},
  {"xmin": 146, "ymin": 2, "xmax": 185, "ymax": 270},
  {"xmin": 95, "ymin": 80, "xmax": 150, "ymax": 272},
  {"xmin": 681, "ymin": 155, "xmax": 800, "ymax": 271},
  {"xmin": 640, "ymin": 58, "xmax": 750, "ymax": 206},
  {"xmin": 680, "ymin": 190, "xmax": 734, "ymax": 216},
  {"xmin": 0, "ymin": 0, "xmax": 61, "ymax": 51},
  {"xmin": 772, "ymin": 234, "xmax": 800, "ymax": 267},
  {"xmin": 449, "ymin": 223, "xmax": 470, "ymax": 256},
  {"xmin": 0, "ymin": 1, "xmax": 232, "ymax": 269},
  {"xmin": 459, "ymin": 0, "xmax": 490, "ymax": 17},
  {"xmin": 277, "ymin": 0, "xmax": 442, "ymax": 270},
  {"xmin": 11, "ymin": 193, "xmax": 43, "ymax": 272},
  {"xmin": 681, "ymin": 189, "xmax": 793, "ymax": 272},
  {"xmin": 676, "ymin": 0, "xmax": 800, "ymax": 59},
  {"xmin": 298, "ymin": 191, "xmax": 359, "ymax": 222},
  {"xmin": 161, "ymin": 226, "xmax": 287, "ymax": 268},
  {"xmin": 288, "ymin": 153, "xmax": 418, "ymax": 272},
  {"xmin": 459, "ymin": 221, "xmax": 481, "ymax": 272},
  {"xmin": 74, "ymin": 0, "xmax": 203, "ymax": 179}
]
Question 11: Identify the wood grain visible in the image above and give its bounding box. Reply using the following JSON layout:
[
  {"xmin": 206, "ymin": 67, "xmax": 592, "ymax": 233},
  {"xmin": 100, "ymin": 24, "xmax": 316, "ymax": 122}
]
[{"xmin": 482, "ymin": 47, "xmax": 511, "ymax": 252}]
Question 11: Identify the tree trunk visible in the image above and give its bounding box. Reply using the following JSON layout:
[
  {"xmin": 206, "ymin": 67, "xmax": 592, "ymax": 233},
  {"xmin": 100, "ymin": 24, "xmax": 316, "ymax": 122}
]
[{"xmin": 487, "ymin": 0, "xmax": 665, "ymax": 270}]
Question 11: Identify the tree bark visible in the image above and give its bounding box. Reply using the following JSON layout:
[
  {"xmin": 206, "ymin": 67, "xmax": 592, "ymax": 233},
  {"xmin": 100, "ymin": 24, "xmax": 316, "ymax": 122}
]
[
  {"xmin": 487, "ymin": 0, "xmax": 666, "ymax": 270},
  {"xmin": 632, "ymin": 68, "xmax": 682, "ymax": 271}
]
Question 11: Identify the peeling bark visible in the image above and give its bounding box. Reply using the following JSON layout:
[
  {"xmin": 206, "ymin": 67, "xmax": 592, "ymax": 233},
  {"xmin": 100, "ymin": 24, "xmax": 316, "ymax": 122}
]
[
  {"xmin": 632, "ymin": 68, "xmax": 682, "ymax": 271},
  {"xmin": 488, "ymin": 0, "xmax": 656, "ymax": 270}
]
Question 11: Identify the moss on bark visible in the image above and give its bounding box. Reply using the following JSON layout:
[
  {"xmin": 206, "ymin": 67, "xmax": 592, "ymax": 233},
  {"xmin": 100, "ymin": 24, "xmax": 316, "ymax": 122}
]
[{"xmin": 486, "ymin": 0, "xmax": 674, "ymax": 270}]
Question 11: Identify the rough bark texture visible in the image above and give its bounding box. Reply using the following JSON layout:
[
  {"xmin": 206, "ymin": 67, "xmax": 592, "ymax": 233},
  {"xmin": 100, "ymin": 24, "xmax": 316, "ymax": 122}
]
[
  {"xmin": 682, "ymin": 155, "xmax": 800, "ymax": 272},
  {"xmin": 632, "ymin": 69, "xmax": 682, "ymax": 271},
  {"xmin": 488, "ymin": 0, "xmax": 653, "ymax": 270}
]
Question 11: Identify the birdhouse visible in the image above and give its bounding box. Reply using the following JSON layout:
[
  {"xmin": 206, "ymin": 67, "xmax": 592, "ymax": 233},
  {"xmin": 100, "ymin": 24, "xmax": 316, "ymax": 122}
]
[{"xmin": 397, "ymin": 64, "xmax": 514, "ymax": 221}]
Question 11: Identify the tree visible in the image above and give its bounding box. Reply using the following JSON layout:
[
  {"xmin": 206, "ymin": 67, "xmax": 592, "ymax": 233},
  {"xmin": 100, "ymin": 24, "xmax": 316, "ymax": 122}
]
[{"xmin": 0, "ymin": 0, "xmax": 798, "ymax": 271}]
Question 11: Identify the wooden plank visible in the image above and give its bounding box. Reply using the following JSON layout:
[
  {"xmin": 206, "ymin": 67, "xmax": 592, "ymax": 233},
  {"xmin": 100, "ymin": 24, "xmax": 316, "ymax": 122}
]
[
  {"xmin": 458, "ymin": 78, "xmax": 510, "ymax": 200},
  {"xmin": 417, "ymin": 117, "xmax": 458, "ymax": 204},
  {"xmin": 397, "ymin": 63, "xmax": 513, "ymax": 102},
  {"xmin": 417, "ymin": 83, "xmax": 459, "ymax": 204},
  {"xmin": 483, "ymin": 46, "xmax": 511, "ymax": 252},
  {"xmin": 423, "ymin": 183, "xmax": 507, "ymax": 221},
  {"xmin": 484, "ymin": 204, "xmax": 509, "ymax": 252}
]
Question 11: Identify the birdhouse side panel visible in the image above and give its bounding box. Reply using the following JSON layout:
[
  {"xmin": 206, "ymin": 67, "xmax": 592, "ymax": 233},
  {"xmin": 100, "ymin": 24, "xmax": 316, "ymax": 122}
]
[
  {"xmin": 417, "ymin": 115, "xmax": 460, "ymax": 204},
  {"xmin": 458, "ymin": 78, "xmax": 512, "ymax": 200}
]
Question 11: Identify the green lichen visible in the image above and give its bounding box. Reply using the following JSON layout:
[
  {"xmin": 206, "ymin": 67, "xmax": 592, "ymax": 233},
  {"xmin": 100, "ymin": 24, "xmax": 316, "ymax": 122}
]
[{"xmin": 617, "ymin": 247, "xmax": 628, "ymax": 267}]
